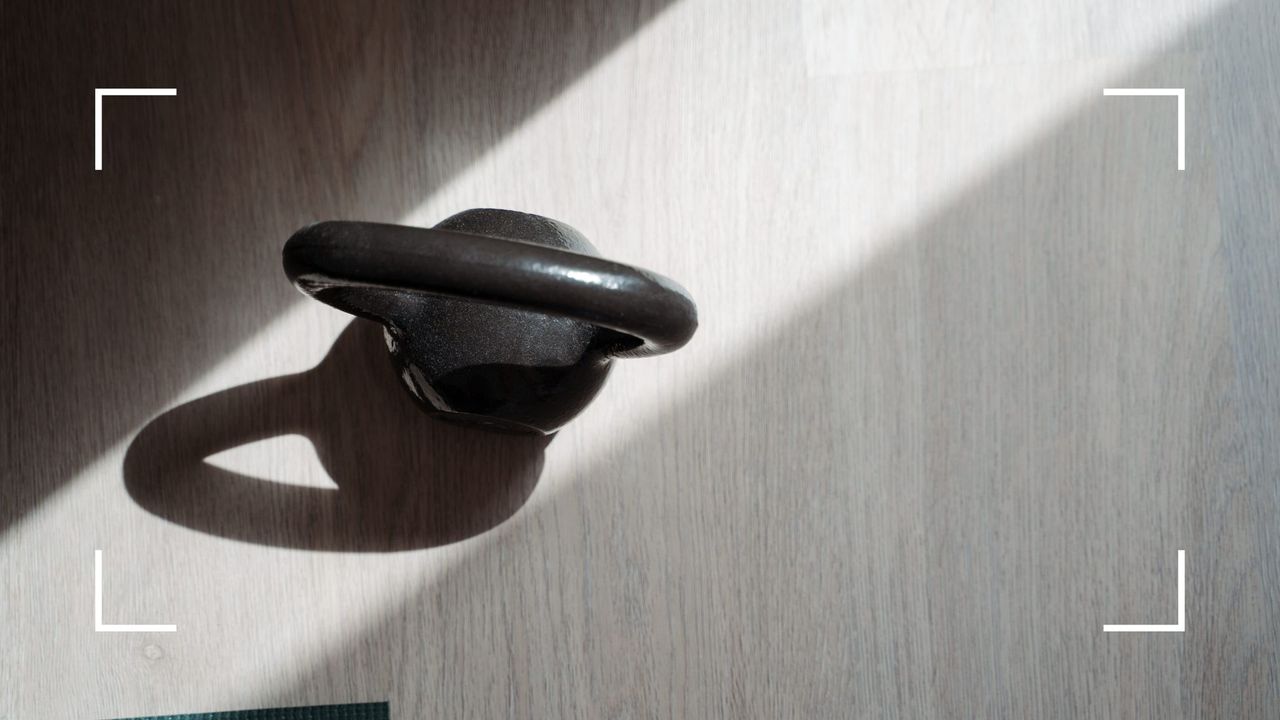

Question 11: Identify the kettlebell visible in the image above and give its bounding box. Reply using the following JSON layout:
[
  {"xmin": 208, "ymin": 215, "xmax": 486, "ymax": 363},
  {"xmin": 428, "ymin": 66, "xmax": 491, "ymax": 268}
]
[{"xmin": 283, "ymin": 209, "xmax": 697, "ymax": 434}]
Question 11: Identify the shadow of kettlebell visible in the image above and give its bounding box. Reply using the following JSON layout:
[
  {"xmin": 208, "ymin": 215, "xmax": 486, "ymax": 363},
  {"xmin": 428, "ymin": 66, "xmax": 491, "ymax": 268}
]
[{"xmin": 124, "ymin": 319, "xmax": 550, "ymax": 552}]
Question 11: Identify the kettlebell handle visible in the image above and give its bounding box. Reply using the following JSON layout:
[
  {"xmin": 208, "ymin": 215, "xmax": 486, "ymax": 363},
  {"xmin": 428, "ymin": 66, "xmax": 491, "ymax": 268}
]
[{"xmin": 283, "ymin": 221, "xmax": 697, "ymax": 358}]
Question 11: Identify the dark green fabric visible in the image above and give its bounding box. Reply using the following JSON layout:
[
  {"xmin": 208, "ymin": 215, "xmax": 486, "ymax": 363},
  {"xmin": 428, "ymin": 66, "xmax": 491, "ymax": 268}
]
[{"xmin": 111, "ymin": 702, "xmax": 389, "ymax": 720}]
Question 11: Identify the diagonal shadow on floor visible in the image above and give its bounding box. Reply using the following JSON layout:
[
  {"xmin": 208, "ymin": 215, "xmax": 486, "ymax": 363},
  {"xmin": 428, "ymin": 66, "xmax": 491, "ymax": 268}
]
[{"xmin": 0, "ymin": 0, "xmax": 677, "ymax": 535}]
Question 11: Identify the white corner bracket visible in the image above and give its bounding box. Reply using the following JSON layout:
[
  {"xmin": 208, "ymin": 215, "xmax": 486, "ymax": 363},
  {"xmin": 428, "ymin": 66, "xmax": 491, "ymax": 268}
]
[
  {"xmin": 94, "ymin": 87, "xmax": 177, "ymax": 170},
  {"xmin": 94, "ymin": 549, "xmax": 177, "ymax": 633},
  {"xmin": 1102, "ymin": 88, "xmax": 1185, "ymax": 171},
  {"xmin": 1103, "ymin": 549, "xmax": 1185, "ymax": 633}
]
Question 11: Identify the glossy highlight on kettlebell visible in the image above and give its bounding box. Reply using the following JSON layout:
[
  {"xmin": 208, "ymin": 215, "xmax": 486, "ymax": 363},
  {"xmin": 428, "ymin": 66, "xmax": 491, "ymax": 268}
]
[{"xmin": 283, "ymin": 209, "xmax": 698, "ymax": 434}]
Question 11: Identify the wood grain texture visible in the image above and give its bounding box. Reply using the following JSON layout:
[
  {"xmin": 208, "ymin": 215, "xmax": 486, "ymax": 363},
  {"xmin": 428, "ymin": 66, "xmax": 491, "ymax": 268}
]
[{"xmin": 3, "ymin": 0, "xmax": 1279, "ymax": 717}]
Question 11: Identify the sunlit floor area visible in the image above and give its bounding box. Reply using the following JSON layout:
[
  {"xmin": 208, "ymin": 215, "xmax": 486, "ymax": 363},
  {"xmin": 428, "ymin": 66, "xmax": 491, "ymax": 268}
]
[{"xmin": 4, "ymin": 0, "xmax": 1280, "ymax": 716}]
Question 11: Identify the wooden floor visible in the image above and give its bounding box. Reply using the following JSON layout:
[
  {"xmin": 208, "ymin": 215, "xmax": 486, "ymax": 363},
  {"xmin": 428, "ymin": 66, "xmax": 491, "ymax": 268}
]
[{"xmin": 4, "ymin": 0, "xmax": 1280, "ymax": 717}]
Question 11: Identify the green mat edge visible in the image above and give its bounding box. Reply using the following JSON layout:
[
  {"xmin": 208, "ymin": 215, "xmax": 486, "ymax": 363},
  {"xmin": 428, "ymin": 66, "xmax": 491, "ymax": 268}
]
[{"xmin": 108, "ymin": 700, "xmax": 389, "ymax": 720}]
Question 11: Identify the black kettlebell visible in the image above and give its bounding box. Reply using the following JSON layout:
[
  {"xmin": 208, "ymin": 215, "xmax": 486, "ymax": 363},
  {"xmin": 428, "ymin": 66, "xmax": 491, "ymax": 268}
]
[{"xmin": 283, "ymin": 209, "xmax": 697, "ymax": 434}]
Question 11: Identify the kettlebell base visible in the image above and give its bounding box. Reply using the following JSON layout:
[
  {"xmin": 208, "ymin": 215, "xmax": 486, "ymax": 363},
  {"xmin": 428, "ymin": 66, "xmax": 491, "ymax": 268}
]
[{"xmin": 422, "ymin": 408, "xmax": 551, "ymax": 436}]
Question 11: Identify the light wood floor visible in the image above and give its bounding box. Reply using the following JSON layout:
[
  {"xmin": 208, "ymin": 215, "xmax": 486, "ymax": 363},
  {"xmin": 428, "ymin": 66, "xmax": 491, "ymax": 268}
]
[{"xmin": 3, "ymin": 0, "xmax": 1279, "ymax": 717}]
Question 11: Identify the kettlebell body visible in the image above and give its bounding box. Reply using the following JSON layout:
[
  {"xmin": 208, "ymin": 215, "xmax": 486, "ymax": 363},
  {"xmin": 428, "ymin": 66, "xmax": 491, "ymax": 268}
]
[{"xmin": 283, "ymin": 209, "xmax": 697, "ymax": 434}]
